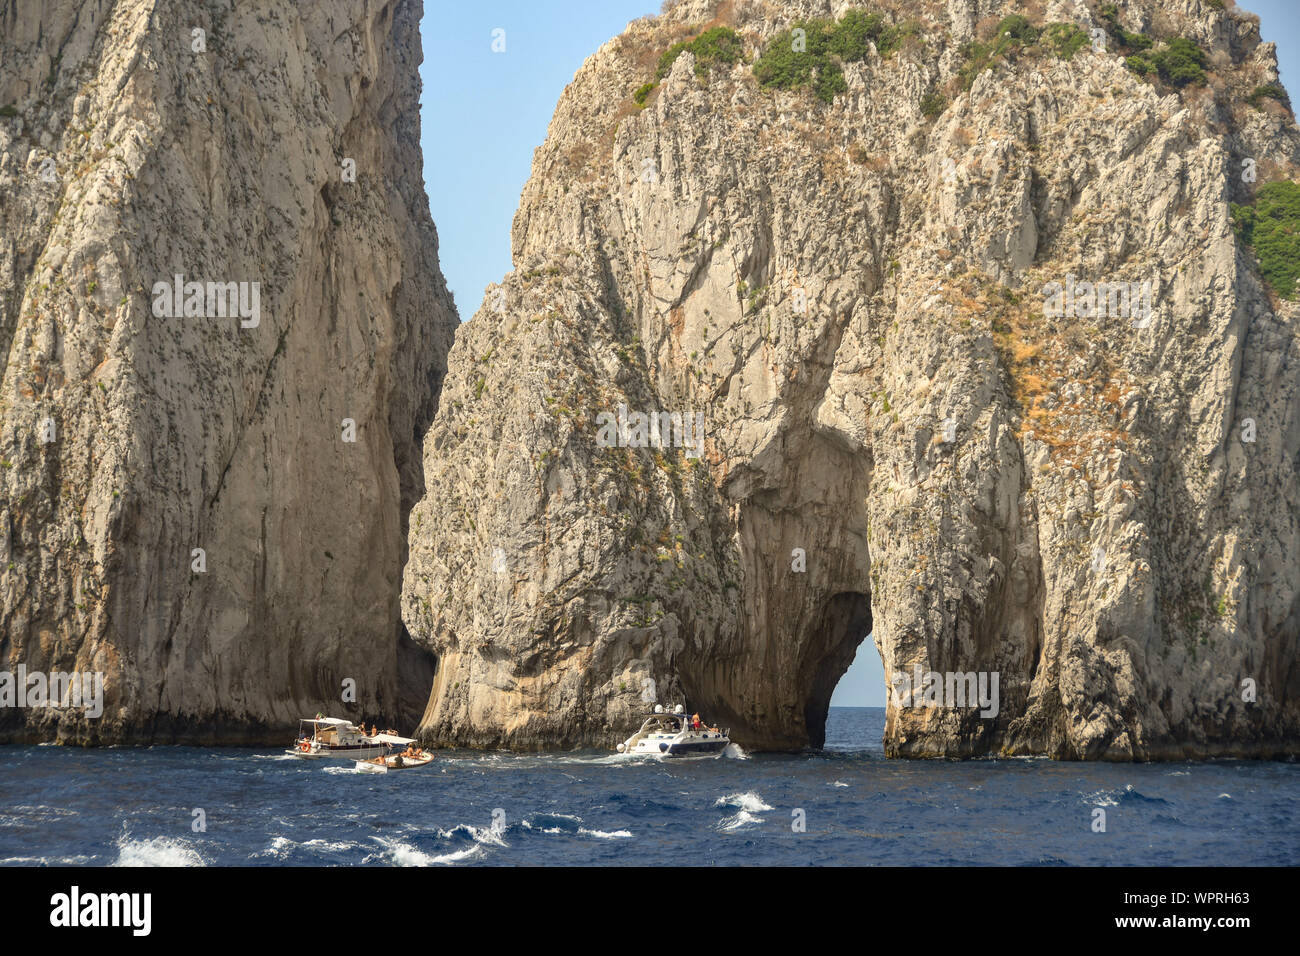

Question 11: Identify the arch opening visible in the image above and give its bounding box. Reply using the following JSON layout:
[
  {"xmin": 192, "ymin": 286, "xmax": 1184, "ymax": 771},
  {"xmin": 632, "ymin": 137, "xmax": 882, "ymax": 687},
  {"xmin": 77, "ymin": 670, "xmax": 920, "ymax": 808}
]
[{"xmin": 802, "ymin": 591, "xmax": 873, "ymax": 749}]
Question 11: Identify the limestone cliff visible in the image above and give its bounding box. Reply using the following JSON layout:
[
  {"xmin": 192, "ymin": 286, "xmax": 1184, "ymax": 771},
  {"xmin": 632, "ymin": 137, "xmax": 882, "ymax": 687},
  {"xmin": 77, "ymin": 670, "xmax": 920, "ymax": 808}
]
[
  {"xmin": 0, "ymin": 0, "xmax": 457, "ymax": 743},
  {"xmin": 402, "ymin": 0, "xmax": 1300, "ymax": 757}
]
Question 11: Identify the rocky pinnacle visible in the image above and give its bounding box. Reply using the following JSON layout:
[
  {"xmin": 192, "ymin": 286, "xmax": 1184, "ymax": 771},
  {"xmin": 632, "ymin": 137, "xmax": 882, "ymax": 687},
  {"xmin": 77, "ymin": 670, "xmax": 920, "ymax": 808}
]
[
  {"xmin": 0, "ymin": 0, "xmax": 458, "ymax": 743},
  {"xmin": 401, "ymin": 0, "xmax": 1299, "ymax": 758}
]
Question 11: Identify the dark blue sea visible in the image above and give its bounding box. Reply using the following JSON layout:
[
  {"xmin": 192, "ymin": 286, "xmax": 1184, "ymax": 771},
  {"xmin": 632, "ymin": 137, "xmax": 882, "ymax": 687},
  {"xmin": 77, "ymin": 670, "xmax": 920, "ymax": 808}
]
[{"xmin": 2, "ymin": 708, "xmax": 1296, "ymax": 866}]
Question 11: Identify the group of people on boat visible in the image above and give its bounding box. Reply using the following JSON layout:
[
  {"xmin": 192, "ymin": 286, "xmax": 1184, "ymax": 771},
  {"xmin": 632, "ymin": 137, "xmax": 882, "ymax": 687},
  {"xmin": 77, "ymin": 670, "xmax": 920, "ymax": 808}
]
[{"xmin": 690, "ymin": 713, "xmax": 719, "ymax": 734}]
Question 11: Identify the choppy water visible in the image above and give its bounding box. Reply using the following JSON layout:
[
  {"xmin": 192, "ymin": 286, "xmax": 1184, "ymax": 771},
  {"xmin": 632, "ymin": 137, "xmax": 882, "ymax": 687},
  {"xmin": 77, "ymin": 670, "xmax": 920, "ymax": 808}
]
[{"xmin": 1, "ymin": 708, "xmax": 1295, "ymax": 866}]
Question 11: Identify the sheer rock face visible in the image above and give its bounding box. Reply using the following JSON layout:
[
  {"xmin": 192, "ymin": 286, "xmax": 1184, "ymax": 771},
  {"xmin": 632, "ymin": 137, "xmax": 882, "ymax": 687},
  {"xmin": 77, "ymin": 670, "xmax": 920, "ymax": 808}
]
[
  {"xmin": 403, "ymin": 0, "xmax": 1300, "ymax": 757},
  {"xmin": 0, "ymin": 0, "xmax": 457, "ymax": 743}
]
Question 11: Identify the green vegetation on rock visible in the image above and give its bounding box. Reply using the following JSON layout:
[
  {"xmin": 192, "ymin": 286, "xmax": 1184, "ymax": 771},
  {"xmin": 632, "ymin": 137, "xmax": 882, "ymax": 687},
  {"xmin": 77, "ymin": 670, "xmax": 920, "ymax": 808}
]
[
  {"xmin": 1098, "ymin": 3, "xmax": 1154, "ymax": 52},
  {"xmin": 1247, "ymin": 83, "xmax": 1288, "ymax": 110},
  {"xmin": 1042, "ymin": 23, "xmax": 1089, "ymax": 59},
  {"xmin": 656, "ymin": 26, "xmax": 744, "ymax": 80},
  {"xmin": 1232, "ymin": 181, "xmax": 1300, "ymax": 299},
  {"xmin": 956, "ymin": 17, "xmax": 1087, "ymax": 93},
  {"xmin": 1125, "ymin": 38, "xmax": 1207, "ymax": 86},
  {"xmin": 1096, "ymin": 4, "xmax": 1207, "ymax": 87},
  {"xmin": 1150, "ymin": 37, "xmax": 1208, "ymax": 87},
  {"xmin": 920, "ymin": 90, "xmax": 947, "ymax": 119},
  {"xmin": 752, "ymin": 10, "xmax": 921, "ymax": 104}
]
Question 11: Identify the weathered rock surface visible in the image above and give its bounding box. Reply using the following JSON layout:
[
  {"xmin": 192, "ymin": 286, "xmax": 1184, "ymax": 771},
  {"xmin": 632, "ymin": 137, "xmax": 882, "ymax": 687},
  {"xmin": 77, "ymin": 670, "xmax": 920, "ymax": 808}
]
[
  {"xmin": 402, "ymin": 0, "xmax": 1300, "ymax": 757},
  {"xmin": 1, "ymin": 0, "xmax": 457, "ymax": 743}
]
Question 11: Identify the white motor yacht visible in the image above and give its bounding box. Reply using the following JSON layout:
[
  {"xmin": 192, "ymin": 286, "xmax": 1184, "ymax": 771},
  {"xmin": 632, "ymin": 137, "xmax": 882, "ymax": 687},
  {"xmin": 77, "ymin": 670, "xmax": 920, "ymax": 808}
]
[{"xmin": 616, "ymin": 705, "xmax": 730, "ymax": 757}]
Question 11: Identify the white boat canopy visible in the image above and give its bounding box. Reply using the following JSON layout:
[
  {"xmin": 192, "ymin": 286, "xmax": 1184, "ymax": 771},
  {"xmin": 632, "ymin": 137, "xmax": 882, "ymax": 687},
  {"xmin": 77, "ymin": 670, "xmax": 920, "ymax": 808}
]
[
  {"xmin": 369, "ymin": 733, "xmax": 416, "ymax": 746},
  {"xmin": 300, "ymin": 717, "xmax": 354, "ymax": 727}
]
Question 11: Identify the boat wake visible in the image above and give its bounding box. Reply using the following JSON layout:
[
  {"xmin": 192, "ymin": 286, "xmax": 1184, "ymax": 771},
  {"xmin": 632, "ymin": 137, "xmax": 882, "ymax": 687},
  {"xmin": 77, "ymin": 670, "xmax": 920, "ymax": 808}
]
[{"xmin": 714, "ymin": 791, "xmax": 772, "ymax": 830}]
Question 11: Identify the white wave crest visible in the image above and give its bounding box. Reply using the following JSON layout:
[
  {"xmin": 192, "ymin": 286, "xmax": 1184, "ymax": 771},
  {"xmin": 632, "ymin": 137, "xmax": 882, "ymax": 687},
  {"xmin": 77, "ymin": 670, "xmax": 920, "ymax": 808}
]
[
  {"xmin": 370, "ymin": 836, "xmax": 481, "ymax": 866},
  {"xmin": 438, "ymin": 823, "xmax": 508, "ymax": 847},
  {"xmin": 715, "ymin": 792, "xmax": 772, "ymax": 813},
  {"xmin": 113, "ymin": 835, "xmax": 206, "ymax": 867},
  {"xmin": 579, "ymin": 827, "xmax": 633, "ymax": 839},
  {"xmin": 253, "ymin": 836, "xmax": 362, "ymax": 860},
  {"xmin": 718, "ymin": 810, "xmax": 764, "ymax": 831}
]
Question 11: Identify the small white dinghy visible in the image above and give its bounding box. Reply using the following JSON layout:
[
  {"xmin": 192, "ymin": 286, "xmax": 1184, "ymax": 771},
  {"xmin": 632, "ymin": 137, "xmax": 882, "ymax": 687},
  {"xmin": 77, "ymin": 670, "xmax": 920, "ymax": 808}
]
[{"xmin": 617, "ymin": 705, "xmax": 730, "ymax": 757}]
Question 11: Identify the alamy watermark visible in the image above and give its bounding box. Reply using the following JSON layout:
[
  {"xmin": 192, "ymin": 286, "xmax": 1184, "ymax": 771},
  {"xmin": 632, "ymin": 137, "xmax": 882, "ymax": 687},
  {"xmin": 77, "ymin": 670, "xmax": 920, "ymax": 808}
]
[
  {"xmin": 0, "ymin": 666, "xmax": 104, "ymax": 718},
  {"xmin": 1042, "ymin": 275, "xmax": 1155, "ymax": 327},
  {"xmin": 50, "ymin": 886, "xmax": 150, "ymax": 936},
  {"xmin": 151, "ymin": 274, "xmax": 260, "ymax": 328},
  {"xmin": 595, "ymin": 403, "xmax": 706, "ymax": 458},
  {"xmin": 889, "ymin": 666, "xmax": 999, "ymax": 718}
]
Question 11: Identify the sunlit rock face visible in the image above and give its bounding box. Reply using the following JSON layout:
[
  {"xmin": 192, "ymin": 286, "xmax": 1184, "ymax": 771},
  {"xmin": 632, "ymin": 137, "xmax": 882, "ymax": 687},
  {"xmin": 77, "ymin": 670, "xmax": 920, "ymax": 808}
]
[
  {"xmin": 0, "ymin": 0, "xmax": 457, "ymax": 743},
  {"xmin": 403, "ymin": 0, "xmax": 1300, "ymax": 757}
]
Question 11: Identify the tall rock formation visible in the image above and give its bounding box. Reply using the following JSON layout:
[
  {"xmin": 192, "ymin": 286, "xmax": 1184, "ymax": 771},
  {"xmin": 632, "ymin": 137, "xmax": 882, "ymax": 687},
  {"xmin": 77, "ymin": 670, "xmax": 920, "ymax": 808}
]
[
  {"xmin": 402, "ymin": 0, "xmax": 1300, "ymax": 757},
  {"xmin": 0, "ymin": 0, "xmax": 457, "ymax": 743}
]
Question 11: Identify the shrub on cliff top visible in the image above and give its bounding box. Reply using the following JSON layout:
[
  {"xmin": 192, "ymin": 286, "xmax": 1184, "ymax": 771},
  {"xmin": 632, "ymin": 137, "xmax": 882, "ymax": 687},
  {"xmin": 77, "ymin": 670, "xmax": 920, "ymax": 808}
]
[
  {"xmin": 753, "ymin": 10, "xmax": 922, "ymax": 104},
  {"xmin": 656, "ymin": 26, "xmax": 744, "ymax": 79},
  {"xmin": 1232, "ymin": 181, "xmax": 1300, "ymax": 299}
]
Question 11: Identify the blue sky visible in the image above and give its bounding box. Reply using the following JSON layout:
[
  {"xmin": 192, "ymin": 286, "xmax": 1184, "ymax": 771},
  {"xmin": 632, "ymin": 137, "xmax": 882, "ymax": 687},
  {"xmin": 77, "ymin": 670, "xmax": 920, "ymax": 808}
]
[{"xmin": 418, "ymin": 1, "xmax": 1298, "ymax": 707}]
